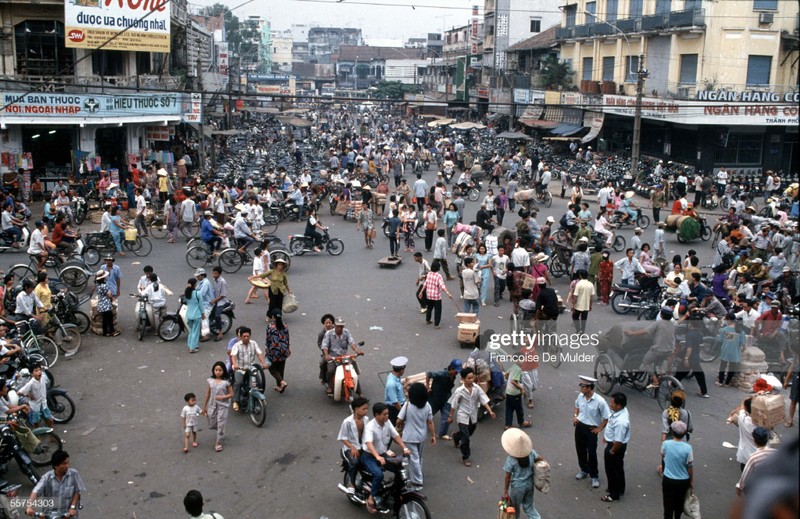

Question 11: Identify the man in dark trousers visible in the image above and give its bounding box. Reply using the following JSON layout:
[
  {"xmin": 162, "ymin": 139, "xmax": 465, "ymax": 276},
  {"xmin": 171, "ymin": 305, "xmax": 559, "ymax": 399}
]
[
  {"xmin": 602, "ymin": 392, "xmax": 630, "ymax": 502},
  {"xmin": 573, "ymin": 375, "xmax": 610, "ymax": 489}
]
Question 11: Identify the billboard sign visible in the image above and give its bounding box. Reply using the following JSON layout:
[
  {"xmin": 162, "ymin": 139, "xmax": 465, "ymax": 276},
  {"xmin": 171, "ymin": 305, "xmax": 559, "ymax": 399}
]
[
  {"xmin": 0, "ymin": 92, "xmax": 183, "ymax": 119},
  {"xmin": 64, "ymin": 0, "xmax": 171, "ymax": 52}
]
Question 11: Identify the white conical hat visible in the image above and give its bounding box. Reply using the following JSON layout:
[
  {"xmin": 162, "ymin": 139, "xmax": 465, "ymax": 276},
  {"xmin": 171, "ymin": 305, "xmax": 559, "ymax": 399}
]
[{"xmin": 501, "ymin": 428, "xmax": 532, "ymax": 458}]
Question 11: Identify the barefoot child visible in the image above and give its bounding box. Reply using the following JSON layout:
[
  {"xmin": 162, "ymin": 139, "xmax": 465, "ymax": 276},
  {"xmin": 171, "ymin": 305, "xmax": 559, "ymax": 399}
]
[
  {"xmin": 246, "ymin": 248, "xmax": 270, "ymax": 303},
  {"xmin": 202, "ymin": 361, "xmax": 233, "ymax": 452},
  {"xmin": 181, "ymin": 392, "xmax": 202, "ymax": 453}
]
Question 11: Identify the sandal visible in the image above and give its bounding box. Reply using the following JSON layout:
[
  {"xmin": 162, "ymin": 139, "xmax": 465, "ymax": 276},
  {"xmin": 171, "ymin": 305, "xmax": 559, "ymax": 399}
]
[
  {"xmin": 461, "ymin": 459, "xmax": 472, "ymax": 467},
  {"xmin": 714, "ymin": 382, "xmax": 724, "ymax": 387},
  {"xmin": 366, "ymin": 499, "xmax": 378, "ymax": 514},
  {"xmin": 182, "ymin": 448, "xmax": 188, "ymax": 453},
  {"xmin": 192, "ymin": 442, "xmax": 198, "ymax": 448},
  {"xmin": 521, "ymin": 421, "xmax": 532, "ymax": 428},
  {"xmin": 215, "ymin": 444, "xmax": 223, "ymax": 452},
  {"xmin": 278, "ymin": 381, "xmax": 288, "ymax": 393},
  {"xmin": 527, "ymin": 401, "xmax": 535, "ymax": 409},
  {"xmin": 786, "ymin": 422, "xmax": 794, "ymax": 428},
  {"xmin": 600, "ymin": 495, "xmax": 617, "ymax": 502}
]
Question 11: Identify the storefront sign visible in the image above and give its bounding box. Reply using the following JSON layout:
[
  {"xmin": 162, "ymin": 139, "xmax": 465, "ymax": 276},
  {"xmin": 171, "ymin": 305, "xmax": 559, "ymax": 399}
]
[
  {"xmin": 183, "ymin": 93, "xmax": 202, "ymax": 123},
  {"xmin": 0, "ymin": 92, "xmax": 184, "ymax": 119},
  {"xmin": 144, "ymin": 125, "xmax": 175, "ymax": 141},
  {"xmin": 513, "ymin": 89, "xmax": 530, "ymax": 104},
  {"xmin": 217, "ymin": 42, "xmax": 229, "ymax": 77},
  {"xmin": 477, "ymin": 85, "xmax": 489, "ymax": 98},
  {"xmin": 64, "ymin": 0, "xmax": 171, "ymax": 52},
  {"xmin": 696, "ymin": 90, "xmax": 800, "ymax": 103},
  {"xmin": 602, "ymin": 94, "xmax": 798, "ymax": 126},
  {"xmin": 561, "ymin": 92, "xmax": 583, "ymax": 106},
  {"xmin": 530, "ymin": 90, "xmax": 545, "ymax": 104}
]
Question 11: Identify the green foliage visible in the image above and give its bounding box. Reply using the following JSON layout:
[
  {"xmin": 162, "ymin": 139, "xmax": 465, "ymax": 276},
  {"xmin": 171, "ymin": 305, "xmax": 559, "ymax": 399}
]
[
  {"xmin": 201, "ymin": 3, "xmax": 242, "ymax": 47},
  {"xmin": 372, "ymin": 81, "xmax": 420, "ymax": 99},
  {"xmin": 537, "ymin": 54, "xmax": 573, "ymax": 90}
]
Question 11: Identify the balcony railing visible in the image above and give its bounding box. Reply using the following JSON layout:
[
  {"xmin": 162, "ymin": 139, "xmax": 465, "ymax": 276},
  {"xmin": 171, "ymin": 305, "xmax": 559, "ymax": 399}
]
[
  {"xmin": 555, "ymin": 27, "xmax": 574, "ymax": 40},
  {"xmin": 615, "ymin": 18, "xmax": 639, "ymax": 33},
  {"xmin": 554, "ymin": 9, "xmax": 705, "ymax": 42},
  {"xmin": 593, "ymin": 23, "xmax": 613, "ymax": 36},
  {"xmin": 641, "ymin": 13, "xmax": 667, "ymax": 31},
  {"xmin": 0, "ymin": 74, "xmax": 187, "ymax": 93},
  {"xmin": 668, "ymin": 9, "xmax": 705, "ymax": 28},
  {"xmin": 574, "ymin": 24, "xmax": 592, "ymax": 37}
]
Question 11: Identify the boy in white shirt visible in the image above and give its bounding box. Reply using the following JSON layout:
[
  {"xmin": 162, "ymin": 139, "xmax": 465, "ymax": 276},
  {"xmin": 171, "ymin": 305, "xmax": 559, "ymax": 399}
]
[
  {"xmin": 19, "ymin": 365, "xmax": 52, "ymax": 427},
  {"xmin": 181, "ymin": 392, "xmax": 202, "ymax": 453}
]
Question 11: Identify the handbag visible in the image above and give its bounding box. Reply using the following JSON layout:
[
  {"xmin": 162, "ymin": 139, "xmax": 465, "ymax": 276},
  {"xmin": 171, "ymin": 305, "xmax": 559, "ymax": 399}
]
[
  {"xmin": 282, "ymin": 292, "xmax": 299, "ymax": 313},
  {"xmin": 369, "ymin": 228, "xmax": 377, "ymax": 239},
  {"xmin": 683, "ymin": 489, "xmax": 701, "ymax": 519},
  {"xmin": 534, "ymin": 459, "xmax": 551, "ymax": 493}
]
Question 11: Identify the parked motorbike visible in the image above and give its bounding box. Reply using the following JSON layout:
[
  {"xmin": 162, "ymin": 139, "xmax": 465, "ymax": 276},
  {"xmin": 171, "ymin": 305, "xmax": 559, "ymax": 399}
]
[
  {"xmin": 338, "ymin": 454, "xmax": 430, "ymax": 518},
  {"xmin": 52, "ymin": 291, "xmax": 91, "ymax": 335},
  {"xmin": 132, "ymin": 293, "xmax": 155, "ymax": 341},
  {"xmin": 0, "ymin": 420, "xmax": 40, "ymax": 484},
  {"xmin": 72, "ymin": 197, "xmax": 88, "ymax": 225},
  {"xmin": 610, "ymin": 276, "xmax": 663, "ymax": 315},
  {"xmin": 157, "ymin": 297, "xmax": 236, "ymax": 342},
  {"xmin": 0, "ymin": 479, "xmax": 22, "ymax": 519},
  {"xmin": 0, "ymin": 224, "xmax": 30, "ymax": 253},
  {"xmin": 288, "ymin": 229, "xmax": 344, "ymax": 256},
  {"xmin": 42, "ymin": 307, "xmax": 81, "ymax": 357}
]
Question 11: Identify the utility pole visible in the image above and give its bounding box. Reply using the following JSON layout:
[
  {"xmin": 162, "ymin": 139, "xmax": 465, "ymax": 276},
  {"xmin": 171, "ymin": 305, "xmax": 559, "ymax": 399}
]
[
  {"xmin": 227, "ymin": 54, "xmax": 233, "ymax": 129},
  {"xmin": 630, "ymin": 54, "xmax": 647, "ymax": 179},
  {"xmin": 197, "ymin": 58, "xmax": 206, "ymax": 170}
]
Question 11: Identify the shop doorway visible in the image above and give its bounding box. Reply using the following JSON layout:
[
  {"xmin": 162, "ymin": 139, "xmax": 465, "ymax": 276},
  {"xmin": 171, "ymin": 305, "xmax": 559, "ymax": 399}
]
[
  {"xmin": 22, "ymin": 127, "xmax": 75, "ymax": 176},
  {"xmin": 95, "ymin": 127, "xmax": 127, "ymax": 179}
]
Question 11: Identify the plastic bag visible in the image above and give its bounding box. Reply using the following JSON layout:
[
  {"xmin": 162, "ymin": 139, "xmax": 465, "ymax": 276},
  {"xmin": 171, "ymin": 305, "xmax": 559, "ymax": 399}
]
[
  {"xmin": 683, "ymin": 490, "xmax": 701, "ymax": 519},
  {"xmin": 282, "ymin": 293, "xmax": 299, "ymax": 314},
  {"xmin": 201, "ymin": 317, "xmax": 210, "ymax": 336},
  {"xmin": 534, "ymin": 459, "xmax": 551, "ymax": 493}
]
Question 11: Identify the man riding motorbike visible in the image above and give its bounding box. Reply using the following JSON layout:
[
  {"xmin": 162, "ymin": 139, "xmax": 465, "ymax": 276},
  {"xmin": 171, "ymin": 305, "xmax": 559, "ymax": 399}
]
[
  {"xmin": 304, "ymin": 206, "xmax": 326, "ymax": 253},
  {"xmin": 321, "ymin": 317, "xmax": 365, "ymax": 397}
]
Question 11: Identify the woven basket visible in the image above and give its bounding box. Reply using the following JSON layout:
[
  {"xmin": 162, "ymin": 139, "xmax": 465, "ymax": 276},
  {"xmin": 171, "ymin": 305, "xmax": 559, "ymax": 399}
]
[{"xmin": 90, "ymin": 211, "xmax": 103, "ymax": 224}]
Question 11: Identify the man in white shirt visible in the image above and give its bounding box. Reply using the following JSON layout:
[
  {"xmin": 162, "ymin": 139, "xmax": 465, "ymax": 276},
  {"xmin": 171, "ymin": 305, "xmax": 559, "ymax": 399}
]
[
  {"xmin": 100, "ymin": 204, "xmax": 112, "ymax": 233},
  {"xmin": 26, "ymin": 220, "xmax": 50, "ymax": 269},
  {"xmin": 232, "ymin": 212, "xmax": 254, "ymax": 252},
  {"xmin": 510, "ymin": 241, "xmax": 531, "ymax": 274},
  {"xmin": 716, "ymin": 168, "xmax": 728, "ymax": 203},
  {"xmin": 362, "ymin": 402, "xmax": 411, "ymax": 512},
  {"xmin": 447, "ymin": 367, "xmax": 495, "ymax": 467},
  {"xmin": 180, "ymin": 195, "xmax": 197, "ymax": 233},
  {"xmin": 134, "ymin": 188, "xmax": 149, "ymax": 237}
]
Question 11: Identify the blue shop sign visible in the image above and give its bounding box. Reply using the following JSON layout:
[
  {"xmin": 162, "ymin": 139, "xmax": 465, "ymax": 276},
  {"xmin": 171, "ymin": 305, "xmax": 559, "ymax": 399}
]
[{"xmin": 0, "ymin": 92, "xmax": 185, "ymax": 118}]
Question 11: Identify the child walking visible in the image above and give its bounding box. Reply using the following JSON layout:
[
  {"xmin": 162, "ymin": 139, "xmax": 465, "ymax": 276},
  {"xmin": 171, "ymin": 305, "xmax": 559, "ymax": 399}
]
[
  {"xmin": 246, "ymin": 248, "xmax": 270, "ymax": 303},
  {"xmin": 180, "ymin": 392, "xmax": 202, "ymax": 453},
  {"xmin": 202, "ymin": 361, "xmax": 233, "ymax": 453}
]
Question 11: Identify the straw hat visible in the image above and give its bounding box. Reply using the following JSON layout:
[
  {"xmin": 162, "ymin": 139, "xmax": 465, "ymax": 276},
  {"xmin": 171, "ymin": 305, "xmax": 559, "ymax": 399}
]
[
  {"xmin": 95, "ymin": 270, "xmax": 109, "ymax": 281},
  {"xmin": 177, "ymin": 159, "xmax": 186, "ymax": 166},
  {"xmin": 624, "ymin": 191, "xmax": 635, "ymax": 199},
  {"xmin": 534, "ymin": 252, "xmax": 549, "ymax": 263},
  {"xmin": 501, "ymin": 428, "xmax": 532, "ymax": 458},
  {"xmin": 157, "ymin": 170, "xmax": 167, "ymax": 177}
]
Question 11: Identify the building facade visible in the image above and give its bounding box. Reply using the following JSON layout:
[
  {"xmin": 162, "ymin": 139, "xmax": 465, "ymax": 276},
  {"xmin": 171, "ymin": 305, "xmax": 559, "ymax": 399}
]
[{"xmin": 554, "ymin": 0, "xmax": 799, "ymax": 173}]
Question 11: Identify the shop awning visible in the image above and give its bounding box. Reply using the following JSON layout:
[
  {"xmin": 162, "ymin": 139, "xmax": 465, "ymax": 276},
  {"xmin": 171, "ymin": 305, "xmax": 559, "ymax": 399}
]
[
  {"xmin": 496, "ymin": 131, "xmax": 533, "ymax": 141},
  {"xmin": 550, "ymin": 123, "xmax": 583, "ymax": 136},
  {"xmin": 581, "ymin": 113, "xmax": 605, "ymax": 143}
]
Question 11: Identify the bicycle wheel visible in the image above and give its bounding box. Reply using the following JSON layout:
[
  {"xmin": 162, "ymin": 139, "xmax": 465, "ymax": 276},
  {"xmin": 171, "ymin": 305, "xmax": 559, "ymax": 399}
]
[
  {"xmin": 133, "ymin": 237, "xmax": 152, "ymax": 257},
  {"xmin": 656, "ymin": 376, "xmax": 683, "ymax": 410},
  {"xmin": 636, "ymin": 214, "xmax": 651, "ymax": 229},
  {"xmin": 58, "ymin": 266, "xmax": 88, "ymax": 294},
  {"xmin": 249, "ymin": 397, "xmax": 266, "ymax": 428},
  {"xmin": 543, "ymin": 191, "xmax": 553, "ymax": 208},
  {"xmin": 49, "ymin": 393, "xmax": 76, "ymax": 424},
  {"xmin": 549, "ymin": 255, "xmax": 567, "ymax": 278},
  {"xmin": 269, "ymin": 249, "xmax": 291, "ymax": 272},
  {"xmin": 711, "ymin": 230, "xmax": 720, "ymax": 249},
  {"xmin": 180, "ymin": 221, "xmax": 199, "ymax": 238},
  {"xmin": 54, "ymin": 326, "xmax": 82, "ymax": 356},
  {"xmin": 9, "ymin": 265, "xmax": 36, "ymax": 284},
  {"xmin": 26, "ymin": 336, "xmax": 59, "ymax": 368},
  {"xmin": 468, "ymin": 189, "xmax": 480, "ymax": 202},
  {"xmin": 593, "ymin": 354, "xmax": 615, "ymax": 395},
  {"xmin": 29, "ymin": 431, "xmax": 63, "ymax": 467},
  {"xmin": 82, "ymin": 246, "xmax": 101, "ymax": 267},
  {"xmin": 149, "ymin": 222, "xmax": 168, "ymax": 239},
  {"xmin": 613, "ymin": 235, "xmax": 626, "ymax": 252},
  {"xmin": 218, "ymin": 249, "xmax": 244, "ymax": 274},
  {"xmin": 262, "ymin": 215, "xmax": 279, "ymax": 234},
  {"xmin": 186, "ymin": 246, "xmax": 209, "ymax": 268}
]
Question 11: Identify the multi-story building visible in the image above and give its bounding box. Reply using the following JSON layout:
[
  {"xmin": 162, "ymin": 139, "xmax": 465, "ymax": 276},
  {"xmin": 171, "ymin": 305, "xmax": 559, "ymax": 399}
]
[
  {"xmin": 554, "ymin": 0, "xmax": 799, "ymax": 172},
  {"xmin": 482, "ymin": 0, "xmax": 562, "ymax": 113},
  {"xmin": 241, "ymin": 15, "xmax": 271, "ymax": 74},
  {"xmin": 271, "ymin": 30, "xmax": 294, "ymax": 73},
  {"xmin": 0, "ymin": 0, "xmax": 213, "ymax": 187},
  {"xmin": 308, "ymin": 28, "xmax": 363, "ymax": 64},
  {"xmin": 335, "ymin": 46, "xmax": 425, "ymax": 90}
]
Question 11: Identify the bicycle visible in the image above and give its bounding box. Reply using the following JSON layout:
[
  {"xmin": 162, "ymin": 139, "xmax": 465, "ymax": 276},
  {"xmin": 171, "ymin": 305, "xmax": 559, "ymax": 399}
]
[
  {"xmin": 15, "ymin": 319, "xmax": 59, "ymax": 369},
  {"xmin": 217, "ymin": 233, "xmax": 289, "ymax": 274},
  {"xmin": 8, "ymin": 254, "xmax": 89, "ymax": 295}
]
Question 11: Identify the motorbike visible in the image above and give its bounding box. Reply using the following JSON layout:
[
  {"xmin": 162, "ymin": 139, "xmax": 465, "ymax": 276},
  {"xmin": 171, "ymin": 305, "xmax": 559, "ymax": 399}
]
[
  {"xmin": 132, "ymin": 293, "xmax": 155, "ymax": 341},
  {"xmin": 338, "ymin": 453, "xmax": 430, "ymax": 518},
  {"xmin": 610, "ymin": 275, "xmax": 663, "ymax": 315},
  {"xmin": 42, "ymin": 307, "xmax": 81, "ymax": 357},
  {"xmin": 609, "ymin": 207, "xmax": 651, "ymax": 229},
  {"xmin": 0, "ymin": 479, "xmax": 22, "ymax": 519},
  {"xmin": 52, "ymin": 291, "xmax": 91, "ymax": 335},
  {"xmin": 332, "ymin": 347, "xmax": 364, "ymax": 403},
  {"xmin": 0, "ymin": 420, "xmax": 40, "ymax": 485},
  {"xmin": 450, "ymin": 180, "xmax": 482, "ymax": 202},
  {"xmin": 6, "ymin": 367, "xmax": 75, "ymax": 425},
  {"xmin": 231, "ymin": 364, "xmax": 267, "ymax": 427},
  {"xmin": 288, "ymin": 228, "xmax": 344, "ymax": 256},
  {"xmin": 0, "ymin": 224, "xmax": 30, "ymax": 253},
  {"xmin": 72, "ymin": 197, "xmax": 88, "ymax": 225},
  {"xmin": 157, "ymin": 297, "xmax": 236, "ymax": 342}
]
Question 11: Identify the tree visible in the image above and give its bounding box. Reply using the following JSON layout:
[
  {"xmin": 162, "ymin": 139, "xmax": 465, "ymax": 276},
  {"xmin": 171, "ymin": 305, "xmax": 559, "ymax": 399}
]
[
  {"xmin": 537, "ymin": 54, "xmax": 573, "ymax": 90},
  {"xmin": 200, "ymin": 3, "xmax": 242, "ymax": 48},
  {"xmin": 372, "ymin": 81, "xmax": 420, "ymax": 100}
]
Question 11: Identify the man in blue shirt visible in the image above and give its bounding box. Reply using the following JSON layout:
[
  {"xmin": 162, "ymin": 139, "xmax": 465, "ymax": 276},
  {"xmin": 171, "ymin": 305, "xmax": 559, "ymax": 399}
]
[
  {"xmin": 602, "ymin": 392, "xmax": 631, "ymax": 502},
  {"xmin": 573, "ymin": 375, "xmax": 610, "ymax": 489},
  {"xmin": 200, "ymin": 211, "xmax": 222, "ymax": 254},
  {"xmin": 385, "ymin": 356, "xmax": 407, "ymax": 426},
  {"xmin": 101, "ymin": 256, "xmax": 122, "ymax": 298}
]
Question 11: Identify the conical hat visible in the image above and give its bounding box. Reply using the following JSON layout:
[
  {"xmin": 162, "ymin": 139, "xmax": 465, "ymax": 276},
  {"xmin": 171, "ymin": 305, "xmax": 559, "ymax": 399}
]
[{"xmin": 501, "ymin": 428, "xmax": 532, "ymax": 458}]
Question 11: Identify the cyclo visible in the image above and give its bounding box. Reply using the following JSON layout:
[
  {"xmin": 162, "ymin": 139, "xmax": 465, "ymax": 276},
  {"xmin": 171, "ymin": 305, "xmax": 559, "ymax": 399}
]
[{"xmin": 593, "ymin": 323, "xmax": 683, "ymax": 409}]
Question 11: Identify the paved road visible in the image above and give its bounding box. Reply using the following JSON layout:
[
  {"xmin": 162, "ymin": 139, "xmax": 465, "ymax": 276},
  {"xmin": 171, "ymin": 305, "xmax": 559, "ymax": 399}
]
[{"xmin": 5, "ymin": 175, "xmax": 796, "ymax": 519}]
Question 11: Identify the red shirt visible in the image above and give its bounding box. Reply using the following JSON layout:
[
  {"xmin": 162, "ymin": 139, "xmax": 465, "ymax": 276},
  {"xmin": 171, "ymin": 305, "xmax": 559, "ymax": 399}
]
[
  {"xmin": 756, "ymin": 310, "xmax": 782, "ymax": 336},
  {"xmin": 51, "ymin": 223, "xmax": 65, "ymax": 245}
]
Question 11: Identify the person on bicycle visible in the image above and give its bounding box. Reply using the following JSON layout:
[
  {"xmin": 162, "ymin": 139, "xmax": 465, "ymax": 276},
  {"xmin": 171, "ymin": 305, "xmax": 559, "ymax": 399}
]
[
  {"xmin": 624, "ymin": 309, "xmax": 678, "ymax": 388},
  {"xmin": 14, "ymin": 278, "xmax": 45, "ymax": 332},
  {"xmin": 538, "ymin": 166, "xmax": 552, "ymax": 196},
  {"xmin": 27, "ymin": 220, "xmax": 51, "ymax": 270},
  {"xmin": 232, "ymin": 211, "xmax": 255, "ymax": 253},
  {"xmin": 200, "ymin": 211, "xmax": 223, "ymax": 256}
]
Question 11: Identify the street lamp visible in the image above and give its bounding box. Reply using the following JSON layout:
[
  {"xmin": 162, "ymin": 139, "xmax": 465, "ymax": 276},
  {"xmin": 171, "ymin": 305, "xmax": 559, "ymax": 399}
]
[{"xmin": 585, "ymin": 10, "xmax": 648, "ymax": 176}]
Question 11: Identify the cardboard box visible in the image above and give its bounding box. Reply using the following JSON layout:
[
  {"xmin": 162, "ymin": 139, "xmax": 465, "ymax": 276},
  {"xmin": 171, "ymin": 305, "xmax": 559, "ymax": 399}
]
[
  {"xmin": 521, "ymin": 274, "xmax": 536, "ymax": 290},
  {"xmin": 751, "ymin": 393, "xmax": 785, "ymax": 428},
  {"xmin": 403, "ymin": 372, "xmax": 427, "ymax": 396},
  {"xmin": 457, "ymin": 321, "xmax": 480, "ymax": 343},
  {"xmin": 456, "ymin": 312, "xmax": 478, "ymax": 324}
]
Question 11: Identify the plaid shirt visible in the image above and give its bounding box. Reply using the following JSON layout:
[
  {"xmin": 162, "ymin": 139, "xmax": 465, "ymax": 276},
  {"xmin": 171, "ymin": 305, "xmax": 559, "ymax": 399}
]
[{"xmin": 424, "ymin": 272, "xmax": 446, "ymax": 300}]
